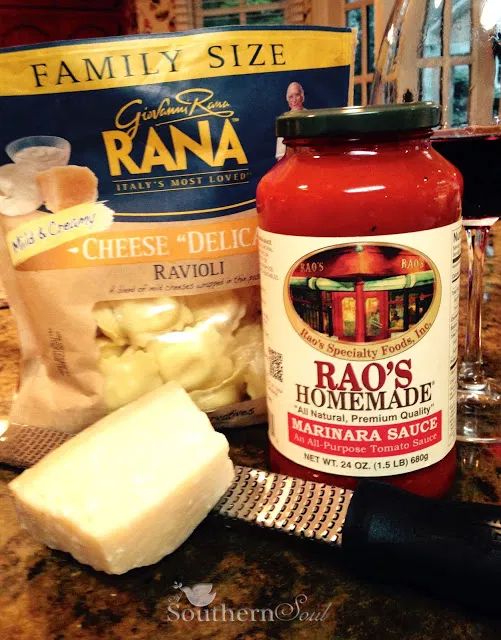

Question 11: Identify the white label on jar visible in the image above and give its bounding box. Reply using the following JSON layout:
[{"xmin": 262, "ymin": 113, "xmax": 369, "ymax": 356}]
[{"xmin": 259, "ymin": 222, "xmax": 462, "ymax": 477}]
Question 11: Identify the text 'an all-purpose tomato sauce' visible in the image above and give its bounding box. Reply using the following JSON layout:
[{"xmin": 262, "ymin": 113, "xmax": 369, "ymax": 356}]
[{"xmin": 257, "ymin": 103, "xmax": 463, "ymax": 497}]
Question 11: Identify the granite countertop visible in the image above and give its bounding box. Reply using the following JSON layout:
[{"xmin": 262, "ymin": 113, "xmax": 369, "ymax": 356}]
[{"xmin": 0, "ymin": 230, "xmax": 500, "ymax": 640}]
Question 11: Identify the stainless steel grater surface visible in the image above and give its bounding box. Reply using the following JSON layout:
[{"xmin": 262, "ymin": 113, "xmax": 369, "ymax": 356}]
[
  {"xmin": 213, "ymin": 465, "xmax": 501, "ymax": 613},
  {"xmin": 215, "ymin": 465, "xmax": 352, "ymax": 546}
]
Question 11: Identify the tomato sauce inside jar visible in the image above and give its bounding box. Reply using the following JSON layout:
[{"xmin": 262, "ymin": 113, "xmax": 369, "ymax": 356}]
[{"xmin": 257, "ymin": 104, "xmax": 462, "ymax": 498}]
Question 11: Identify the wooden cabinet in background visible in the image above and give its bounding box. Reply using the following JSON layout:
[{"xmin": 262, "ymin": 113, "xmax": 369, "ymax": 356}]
[{"xmin": 0, "ymin": 1, "xmax": 131, "ymax": 47}]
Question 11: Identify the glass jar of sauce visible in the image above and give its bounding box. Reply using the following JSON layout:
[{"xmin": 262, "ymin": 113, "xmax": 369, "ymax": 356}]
[{"xmin": 257, "ymin": 103, "xmax": 462, "ymax": 497}]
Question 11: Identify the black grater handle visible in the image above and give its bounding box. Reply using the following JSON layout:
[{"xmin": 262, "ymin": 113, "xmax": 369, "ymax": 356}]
[{"xmin": 342, "ymin": 481, "xmax": 501, "ymax": 614}]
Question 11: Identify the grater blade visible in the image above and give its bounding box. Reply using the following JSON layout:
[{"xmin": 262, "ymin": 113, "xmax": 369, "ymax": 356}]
[{"xmin": 214, "ymin": 465, "xmax": 353, "ymax": 547}]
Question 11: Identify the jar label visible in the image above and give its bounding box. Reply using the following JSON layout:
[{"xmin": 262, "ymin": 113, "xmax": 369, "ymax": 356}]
[{"xmin": 259, "ymin": 222, "xmax": 462, "ymax": 477}]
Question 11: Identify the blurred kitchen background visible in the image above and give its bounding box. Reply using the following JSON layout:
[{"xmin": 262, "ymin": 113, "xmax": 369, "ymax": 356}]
[
  {"xmin": 0, "ymin": 1, "xmax": 478, "ymax": 113},
  {"xmin": 0, "ymin": 1, "xmax": 392, "ymax": 108}
]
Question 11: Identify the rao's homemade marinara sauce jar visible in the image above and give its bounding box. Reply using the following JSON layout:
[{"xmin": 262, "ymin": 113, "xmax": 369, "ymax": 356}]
[{"xmin": 257, "ymin": 103, "xmax": 462, "ymax": 497}]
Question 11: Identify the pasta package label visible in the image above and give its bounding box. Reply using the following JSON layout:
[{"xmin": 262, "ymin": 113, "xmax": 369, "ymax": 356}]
[{"xmin": 0, "ymin": 27, "xmax": 354, "ymax": 463}]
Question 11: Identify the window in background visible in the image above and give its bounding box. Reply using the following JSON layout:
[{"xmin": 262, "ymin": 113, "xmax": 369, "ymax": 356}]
[
  {"xmin": 195, "ymin": 0, "xmax": 286, "ymax": 27},
  {"xmin": 344, "ymin": 0, "xmax": 375, "ymax": 105},
  {"xmin": 418, "ymin": 0, "xmax": 472, "ymax": 128},
  {"xmin": 420, "ymin": 66, "xmax": 442, "ymax": 104},
  {"xmin": 494, "ymin": 56, "xmax": 501, "ymax": 118},
  {"xmin": 422, "ymin": 0, "xmax": 444, "ymax": 58},
  {"xmin": 191, "ymin": 0, "xmax": 377, "ymax": 104}
]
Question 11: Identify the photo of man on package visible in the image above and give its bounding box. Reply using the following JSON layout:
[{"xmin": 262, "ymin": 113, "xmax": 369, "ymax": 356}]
[{"xmin": 276, "ymin": 81, "xmax": 306, "ymax": 161}]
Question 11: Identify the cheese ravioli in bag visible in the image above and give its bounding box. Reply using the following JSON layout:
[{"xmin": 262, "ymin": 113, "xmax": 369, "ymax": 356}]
[{"xmin": 0, "ymin": 27, "xmax": 354, "ymax": 466}]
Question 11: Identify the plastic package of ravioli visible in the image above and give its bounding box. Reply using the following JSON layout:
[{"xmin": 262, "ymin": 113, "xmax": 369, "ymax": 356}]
[{"xmin": 0, "ymin": 26, "xmax": 355, "ymax": 466}]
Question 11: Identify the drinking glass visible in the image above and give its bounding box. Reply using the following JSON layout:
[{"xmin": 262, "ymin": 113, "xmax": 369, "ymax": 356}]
[{"xmin": 371, "ymin": 0, "xmax": 501, "ymax": 442}]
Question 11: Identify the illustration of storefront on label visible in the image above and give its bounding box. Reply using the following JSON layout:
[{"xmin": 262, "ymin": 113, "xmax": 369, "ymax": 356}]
[{"xmin": 286, "ymin": 243, "xmax": 441, "ymax": 359}]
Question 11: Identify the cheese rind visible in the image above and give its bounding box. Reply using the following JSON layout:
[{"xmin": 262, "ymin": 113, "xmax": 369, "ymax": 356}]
[{"xmin": 8, "ymin": 382, "xmax": 235, "ymax": 574}]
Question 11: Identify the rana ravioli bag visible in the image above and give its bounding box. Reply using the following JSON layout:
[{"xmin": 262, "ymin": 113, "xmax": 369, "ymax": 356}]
[{"xmin": 0, "ymin": 26, "xmax": 354, "ymax": 466}]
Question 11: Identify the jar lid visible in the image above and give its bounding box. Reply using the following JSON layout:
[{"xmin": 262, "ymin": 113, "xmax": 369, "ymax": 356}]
[{"xmin": 276, "ymin": 102, "xmax": 440, "ymax": 138}]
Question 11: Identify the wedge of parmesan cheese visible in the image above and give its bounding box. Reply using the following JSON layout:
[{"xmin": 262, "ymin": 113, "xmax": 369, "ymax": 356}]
[
  {"xmin": 37, "ymin": 165, "xmax": 98, "ymax": 212},
  {"xmin": 8, "ymin": 382, "xmax": 235, "ymax": 574}
]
